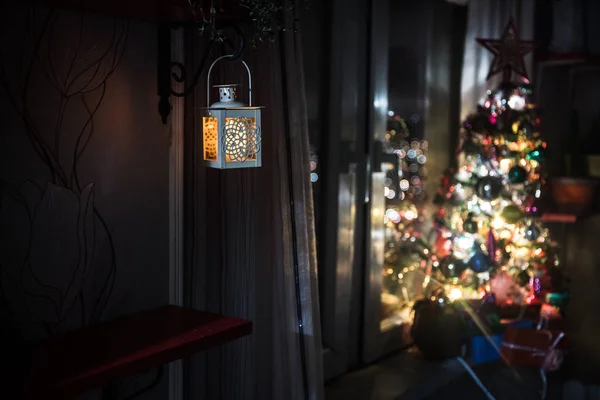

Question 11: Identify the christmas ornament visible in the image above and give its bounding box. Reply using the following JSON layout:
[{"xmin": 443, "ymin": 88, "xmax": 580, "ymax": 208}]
[
  {"xmin": 487, "ymin": 229, "xmax": 497, "ymax": 262},
  {"xmin": 463, "ymin": 213, "xmax": 478, "ymax": 234},
  {"xmin": 476, "ymin": 17, "xmax": 535, "ymax": 82},
  {"xmin": 524, "ymin": 221, "xmax": 541, "ymax": 241},
  {"xmin": 546, "ymin": 292, "xmax": 570, "ymax": 309},
  {"xmin": 434, "ymin": 234, "xmax": 453, "ymax": 258},
  {"xmin": 531, "ymin": 269, "xmax": 544, "ymax": 299},
  {"xmin": 439, "ymin": 256, "xmax": 467, "ymax": 279},
  {"xmin": 508, "ymin": 165, "xmax": 528, "ymax": 183},
  {"xmin": 476, "ymin": 176, "xmax": 503, "ymax": 200},
  {"xmin": 526, "ymin": 147, "xmax": 545, "ymax": 162},
  {"xmin": 501, "ymin": 204, "xmax": 523, "ymax": 224},
  {"xmin": 467, "ymin": 249, "xmax": 492, "ymax": 273}
]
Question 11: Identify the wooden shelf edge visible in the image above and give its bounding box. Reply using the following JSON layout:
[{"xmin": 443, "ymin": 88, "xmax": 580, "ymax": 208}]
[
  {"xmin": 540, "ymin": 213, "xmax": 578, "ymax": 223},
  {"xmin": 536, "ymin": 52, "xmax": 600, "ymax": 66}
]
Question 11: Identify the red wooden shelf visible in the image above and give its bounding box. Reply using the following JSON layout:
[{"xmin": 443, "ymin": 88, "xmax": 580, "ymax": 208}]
[
  {"xmin": 540, "ymin": 213, "xmax": 578, "ymax": 223},
  {"xmin": 536, "ymin": 52, "xmax": 600, "ymax": 66},
  {"xmin": 18, "ymin": 305, "xmax": 252, "ymax": 399}
]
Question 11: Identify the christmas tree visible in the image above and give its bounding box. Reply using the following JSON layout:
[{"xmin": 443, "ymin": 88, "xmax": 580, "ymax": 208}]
[{"xmin": 426, "ymin": 19, "xmax": 563, "ymax": 308}]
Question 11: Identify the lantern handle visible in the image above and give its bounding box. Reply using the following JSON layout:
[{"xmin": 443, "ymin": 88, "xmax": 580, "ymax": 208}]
[{"xmin": 206, "ymin": 55, "xmax": 253, "ymax": 106}]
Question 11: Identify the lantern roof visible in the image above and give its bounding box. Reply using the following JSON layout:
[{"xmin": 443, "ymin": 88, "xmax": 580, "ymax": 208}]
[{"xmin": 200, "ymin": 106, "xmax": 264, "ymax": 110}]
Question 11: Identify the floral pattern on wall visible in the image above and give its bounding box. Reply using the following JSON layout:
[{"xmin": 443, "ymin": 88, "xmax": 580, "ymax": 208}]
[{"xmin": 0, "ymin": 6, "xmax": 128, "ymax": 338}]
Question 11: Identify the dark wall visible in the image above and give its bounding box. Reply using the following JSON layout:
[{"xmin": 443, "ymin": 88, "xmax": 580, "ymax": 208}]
[
  {"xmin": 0, "ymin": 5, "xmax": 169, "ymax": 399},
  {"xmin": 388, "ymin": 0, "xmax": 429, "ymax": 139},
  {"xmin": 533, "ymin": 0, "xmax": 600, "ymax": 382},
  {"xmin": 387, "ymin": 0, "xmax": 466, "ymax": 209},
  {"xmin": 538, "ymin": 64, "xmax": 600, "ymax": 383}
]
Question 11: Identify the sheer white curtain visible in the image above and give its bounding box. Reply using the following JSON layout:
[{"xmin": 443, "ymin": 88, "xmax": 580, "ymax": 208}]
[
  {"xmin": 184, "ymin": 1, "xmax": 324, "ymax": 399},
  {"xmin": 460, "ymin": 0, "xmax": 535, "ymax": 120}
]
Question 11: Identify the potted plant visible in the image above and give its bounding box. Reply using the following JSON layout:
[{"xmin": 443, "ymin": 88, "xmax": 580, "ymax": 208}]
[{"xmin": 551, "ymin": 110, "xmax": 598, "ymax": 215}]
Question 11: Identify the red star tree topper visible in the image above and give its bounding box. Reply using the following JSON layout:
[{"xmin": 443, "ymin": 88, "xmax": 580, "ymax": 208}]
[{"xmin": 476, "ymin": 17, "xmax": 535, "ymax": 83}]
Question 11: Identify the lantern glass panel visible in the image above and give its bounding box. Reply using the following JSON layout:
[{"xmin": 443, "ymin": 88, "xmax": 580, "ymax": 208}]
[
  {"xmin": 223, "ymin": 117, "xmax": 259, "ymax": 163},
  {"xmin": 203, "ymin": 116, "xmax": 219, "ymax": 161}
]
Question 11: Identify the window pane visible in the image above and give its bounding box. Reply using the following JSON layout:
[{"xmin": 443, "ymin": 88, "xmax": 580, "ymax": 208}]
[{"xmin": 380, "ymin": 116, "xmax": 429, "ymax": 331}]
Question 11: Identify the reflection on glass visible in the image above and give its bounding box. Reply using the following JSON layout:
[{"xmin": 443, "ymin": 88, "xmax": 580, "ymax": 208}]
[
  {"xmin": 380, "ymin": 115, "xmax": 429, "ymax": 331},
  {"xmin": 310, "ymin": 151, "xmax": 319, "ymax": 183}
]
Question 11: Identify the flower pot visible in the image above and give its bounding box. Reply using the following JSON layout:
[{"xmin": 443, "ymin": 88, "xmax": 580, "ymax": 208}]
[
  {"xmin": 587, "ymin": 155, "xmax": 600, "ymax": 177},
  {"xmin": 411, "ymin": 300, "xmax": 463, "ymax": 361},
  {"xmin": 550, "ymin": 177, "xmax": 598, "ymax": 215},
  {"xmin": 563, "ymin": 154, "xmax": 600, "ymax": 178}
]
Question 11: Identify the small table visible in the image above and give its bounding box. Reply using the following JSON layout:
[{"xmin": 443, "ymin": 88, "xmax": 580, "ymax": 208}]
[{"xmin": 16, "ymin": 305, "xmax": 252, "ymax": 399}]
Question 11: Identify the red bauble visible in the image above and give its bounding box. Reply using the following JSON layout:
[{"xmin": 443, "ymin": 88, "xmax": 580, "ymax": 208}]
[{"xmin": 434, "ymin": 234, "xmax": 453, "ymax": 258}]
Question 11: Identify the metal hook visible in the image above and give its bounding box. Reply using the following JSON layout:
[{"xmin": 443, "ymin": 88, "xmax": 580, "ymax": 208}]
[
  {"xmin": 221, "ymin": 25, "xmax": 245, "ymax": 60},
  {"xmin": 169, "ymin": 23, "xmax": 244, "ymax": 98},
  {"xmin": 158, "ymin": 14, "xmax": 246, "ymax": 122}
]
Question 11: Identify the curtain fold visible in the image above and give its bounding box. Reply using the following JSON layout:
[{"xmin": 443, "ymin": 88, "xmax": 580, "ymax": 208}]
[
  {"xmin": 460, "ymin": 0, "xmax": 535, "ymax": 120},
  {"xmin": 274, "ymin": 1, "xmax": 324, "ymax": 398},
  {"xmin": 187, "ymin": 2, "xmax": 323, "ymax": 399}
]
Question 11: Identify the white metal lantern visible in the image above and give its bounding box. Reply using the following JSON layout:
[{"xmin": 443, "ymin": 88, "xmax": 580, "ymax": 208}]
[{"xmin": 201, "ymin": 56, "xmax": 264, "ymax": 169}]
